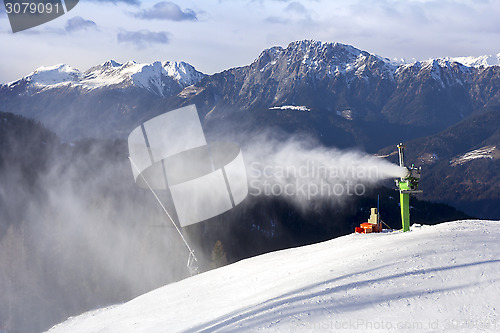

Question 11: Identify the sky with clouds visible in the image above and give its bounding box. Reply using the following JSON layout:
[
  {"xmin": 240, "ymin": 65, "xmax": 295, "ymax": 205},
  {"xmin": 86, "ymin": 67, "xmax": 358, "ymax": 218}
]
[{"xmin": 0, "ymin": 0, "xmax": 499, "ymax": 82}]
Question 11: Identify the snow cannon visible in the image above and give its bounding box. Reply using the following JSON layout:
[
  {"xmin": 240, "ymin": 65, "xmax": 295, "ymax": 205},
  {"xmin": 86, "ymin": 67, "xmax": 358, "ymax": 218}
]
[{"xmin": 395, "ymin": 143, "xmax": 422, "ymax": 232}]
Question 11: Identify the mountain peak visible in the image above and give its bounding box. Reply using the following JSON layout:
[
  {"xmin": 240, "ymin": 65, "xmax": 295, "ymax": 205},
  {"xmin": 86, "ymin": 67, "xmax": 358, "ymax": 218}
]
[
  {"xmin": 253, "ymin": 39, "xmax": 393, "ymax": 80},
  {"xmin": 28, "ymin": 64, "xmax": 81, "ymax": 86},
  {"xmin": 284, "ymin": 40, "xmax": 374, "ymax": 60},
  {"xmin": 447, "ymin": 53, "xmax": 500, "ymax": 68},
  {"xmin": 4, "ymin": 60, "xmax": 206, "ymax": 96},
  {"xmin": 162, "ymin": 61, "xmax": 206, "ymax": 87},
  {"xmin": 102, "ymin": 60, "xmax": 122, "ymax": 68}
]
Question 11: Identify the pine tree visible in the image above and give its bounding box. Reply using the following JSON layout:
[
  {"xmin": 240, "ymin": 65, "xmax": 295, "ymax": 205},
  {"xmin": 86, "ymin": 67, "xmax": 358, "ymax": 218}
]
[{"xmin": 210, "ymin": 240, "xmax": 228, "ymax": 269}]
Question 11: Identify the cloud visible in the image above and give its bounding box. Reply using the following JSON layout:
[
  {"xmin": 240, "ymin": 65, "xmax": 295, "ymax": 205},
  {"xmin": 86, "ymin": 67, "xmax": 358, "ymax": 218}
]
[
  {"xmin": 117, "ymin": 30, "xmax": 170, "ymax": 46},
  {"xmin": 325, "ymin": 0, "xmax": 500, "ymax": 60},
  {"xmin": 265, "ymin": 16, "xmax": 289, "ymax": 24},
  {"xmin": 265, "ymin": 1, "xmax": 312, "ymax": 24},
  {"xmin": 65, "ymin": 16, "xmax": 98, "ymax": 32},
  {"xmin": 134, "ymin": 1, "xmax": 197, "ymax": 21},
  {"xmin": 247, "ymin": 0, "xmax": 319, "ymax": 2},
  {"xmin": 285, "ymin": 1, "xmax": 308, "ymax": 14},
  {"xmin": 89, "ymin": 0, "xmax": 141, "ymax": 5}
]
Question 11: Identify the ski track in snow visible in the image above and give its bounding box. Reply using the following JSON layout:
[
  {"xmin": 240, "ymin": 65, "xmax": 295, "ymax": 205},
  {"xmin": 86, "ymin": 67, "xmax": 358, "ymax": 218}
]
[{"xmin": 47, "ymin": 220, "xmax": 500, "ymax": 333}]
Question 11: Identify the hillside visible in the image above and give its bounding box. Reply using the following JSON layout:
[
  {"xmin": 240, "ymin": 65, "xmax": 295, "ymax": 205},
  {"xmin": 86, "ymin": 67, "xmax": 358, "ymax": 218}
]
[
  {"xmin": 165, "ymin": 41, "xmax": 500, "ymax": 151},
  {"xmin": 378, "ymin": 108, "xmax": 500, "ymax": 218},
  {"xmin": 48, "ymin": 220, "xmax": 500, "ymax": 333},
  {"xmin": 0, "ymin": 112, "xmax": 470, "ymax": 333}
]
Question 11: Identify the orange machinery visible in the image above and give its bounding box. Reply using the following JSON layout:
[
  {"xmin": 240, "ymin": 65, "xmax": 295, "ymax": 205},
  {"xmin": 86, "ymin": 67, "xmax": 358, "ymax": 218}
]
[{"xmin": 355, "ymin": 208, "xmax": 382, "ymax": 233}]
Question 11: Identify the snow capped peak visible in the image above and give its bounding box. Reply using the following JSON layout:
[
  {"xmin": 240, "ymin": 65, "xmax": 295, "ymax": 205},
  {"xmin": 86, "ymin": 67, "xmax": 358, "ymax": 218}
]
[
  {"xmin": 102, "ymin": 60, "xmax": 122, "ymax": 68},
  {"xmin": 400, "ymin": 53, "xmax": 500, "ymax": 69},
  {"xmin": 82, "ymin": 60, "xmax": 205, "ymax": 91},
  {"xmin": 448, "ymin": 54, "xmax": 500, "ymax": 68},
  {"xmin": 285, "ymin": 40, "xmax": 392, "ymax": 65},
  {"xmin": 123, "ymin": 60, "xmax": 137, "ymax": 68},
  {"xmin": 162, "ymin": 61, "xmax": 206, "ymax": 87},
  {"xmin": 388, "ymin": 58, "xmax": 412, "ymax": 66},
  {"xmin": 286, "ymin": 40, "xmax": 364, "ymax": 59},
  {"xmin": 253, "ymin": 40, "xmax": 396, "ymax": 82},
  {"xmin": 394, "ymin": 57, "xmax": 471, "ymax": 88},
  {"xmin": 33, "ymin": 63, "xmax": 75, "ymax": 73},
  {"xmin": 27, "ymin": 64, "xmax": 81, "ymax": 86},
  {"xmin": 6, "ymin": 60, "xmax": 206, "ymax": 96}
]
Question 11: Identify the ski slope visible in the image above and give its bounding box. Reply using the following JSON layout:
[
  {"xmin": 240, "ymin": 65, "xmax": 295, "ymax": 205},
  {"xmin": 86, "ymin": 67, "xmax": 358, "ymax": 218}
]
[{"xmin": 47, "ymin": 220, "xmax": 500, "ymax": 332}]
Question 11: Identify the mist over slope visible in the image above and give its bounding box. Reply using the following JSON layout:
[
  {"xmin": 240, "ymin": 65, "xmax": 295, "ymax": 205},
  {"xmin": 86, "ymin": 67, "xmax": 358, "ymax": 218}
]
[
  {"xmin": 48, "ymin": 220, "xmax": 500, "ymax": 333},
  {"xmin": 0, "ymin": 112, "xmax": 468, "ymax": 333},
  {"xmin": 0, "ymin": 113, "xmax": 190, "ymax": 333}
]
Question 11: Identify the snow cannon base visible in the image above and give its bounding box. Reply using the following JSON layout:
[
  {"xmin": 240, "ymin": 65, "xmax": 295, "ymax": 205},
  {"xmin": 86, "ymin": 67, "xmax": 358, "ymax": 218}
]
[{"xmin": 355, "ymin": 208, "xmax": 383, "ymax": 234}]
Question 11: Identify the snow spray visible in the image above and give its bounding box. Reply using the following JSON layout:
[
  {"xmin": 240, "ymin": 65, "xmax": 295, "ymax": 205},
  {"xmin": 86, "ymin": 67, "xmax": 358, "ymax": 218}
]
[{"xmin": 242, "ymin": 135, "xmax": 407, "ymax": 208}]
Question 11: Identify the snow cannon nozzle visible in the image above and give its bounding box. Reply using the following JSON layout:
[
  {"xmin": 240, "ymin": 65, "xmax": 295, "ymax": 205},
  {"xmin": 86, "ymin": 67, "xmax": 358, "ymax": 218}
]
[
  {"xmin": 394, "ymin": 142, "xmax": 422, "ymax": 194},
  {"xmin": 394, "ymin": 142, "xmax": 422, "ymax": 232},
  {"xmin": 399, "ymin": 166, "xmax": 410, "ymax": 178}
]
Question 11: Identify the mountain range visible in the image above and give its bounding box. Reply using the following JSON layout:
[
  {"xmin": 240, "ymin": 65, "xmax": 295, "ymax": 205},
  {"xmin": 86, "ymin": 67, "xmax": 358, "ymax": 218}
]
[
  {"xmin": 0, "ymin": 60, "xmax": 205, "ymax": 139},
  {"xmin": 1, "ymin": 41, "xmax": 499, "ymax": 143},
  {"xmin": 0, "ymin": 40, "xmax": 499, "ymax": 218}
]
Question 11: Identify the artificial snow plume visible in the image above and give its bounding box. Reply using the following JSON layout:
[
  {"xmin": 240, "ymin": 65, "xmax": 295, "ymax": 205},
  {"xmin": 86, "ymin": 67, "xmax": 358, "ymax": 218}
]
[
  {"xmin": 0, "ymin": 138, "xmax": 192, "ymax": 333},
  {"xmin": 242, "ymin": 135, "xmax": 406, "ymax": 208}
]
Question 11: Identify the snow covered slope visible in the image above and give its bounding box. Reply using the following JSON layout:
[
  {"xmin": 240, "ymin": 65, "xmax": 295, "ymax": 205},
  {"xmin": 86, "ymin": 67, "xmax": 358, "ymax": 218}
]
[
  {"xmin": 450, "ymin": 145, "xmax": 500, "ymax": 167},
  {"xmin": 48, "ymin": 220, "xmax": 500, "ymax": 332},
  {"xmin": 25, "ymin": 64, "xmax": 82, "ymax": 86}
]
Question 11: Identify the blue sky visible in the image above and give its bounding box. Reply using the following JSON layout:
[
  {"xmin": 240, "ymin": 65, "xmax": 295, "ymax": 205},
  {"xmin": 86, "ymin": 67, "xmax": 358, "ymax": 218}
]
[{"xmin": 0, "ymin": 0, "xmax": 499, "ymax": 82}]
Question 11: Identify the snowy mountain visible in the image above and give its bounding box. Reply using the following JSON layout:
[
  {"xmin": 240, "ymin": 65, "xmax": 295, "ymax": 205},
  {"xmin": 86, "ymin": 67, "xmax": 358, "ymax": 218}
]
[
  {"xmin": 449, "ymin": 54, "xmax": 500, "ymax": 68},
  {"xmin": 47, "ymin": 220, "xmax": 500, "ymax": 333},
  {"xmin": 1, "ymin": 40, "xmax": 499, "ymax": 143},
  {"xmin": 6, "ymin": 60, "xmax": 206, "ymax": 97},
  {"xmin": 378, "ymin": 108, "xmax": 500, "ymax": 219},
  {"xmin": 167, "ymin": 40, "xmax": 499, "ymax": 132},
  {"xmin": 17, "ymin": 64, "xmax": 82, "ymax": 86},
  {"xmin": 0, "ymin": 60, "xmax": 206, "ymax": 139}
]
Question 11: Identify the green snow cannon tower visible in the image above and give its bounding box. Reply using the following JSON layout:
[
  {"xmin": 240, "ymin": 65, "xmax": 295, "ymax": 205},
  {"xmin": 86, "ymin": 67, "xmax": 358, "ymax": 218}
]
[{"xmin": 395, "ymin": 143, "xmax": 422, "ymax": 232}]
